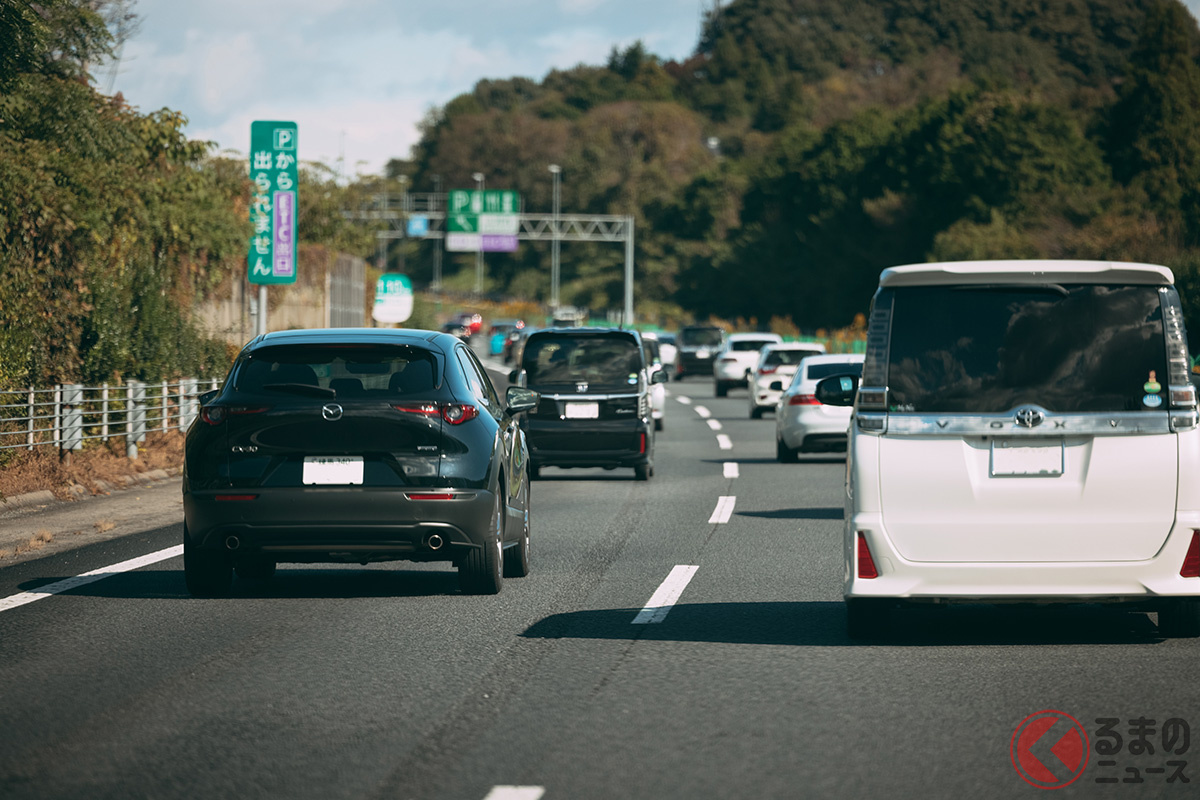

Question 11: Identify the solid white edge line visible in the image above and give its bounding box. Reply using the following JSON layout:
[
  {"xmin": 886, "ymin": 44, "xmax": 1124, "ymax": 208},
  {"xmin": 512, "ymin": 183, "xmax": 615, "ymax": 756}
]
[
  {"xmin": 694, "ymin": 406, "xmax": 711, "ymax": 418},
  {"xmin": 0, "ymin": 544, "xmax": 184, "ymax": 614},
  {"xmin": 706, "ymin": 419, "xmax": 722, "ymax": 431},
  {"xmin": 676, "ymin": 395, "xmax": 692, "ymax": 405},
  {"xmin": 724, "ymin": 461, "xmax": 739, "ymax": 479},
  {"xmin": 632, "ymin": 565, "xmax": 700, "ymax": 624},
  {"xmin": 483, "ymin": 787, "xmax": 546, "ymax": 800},
  {"xmin": 708, "ymin": 496, "xmax": 736, "ymax": 524},
  {"xmin": 716, "ymin": 434, "xmax": 732, "ymax": 450}
]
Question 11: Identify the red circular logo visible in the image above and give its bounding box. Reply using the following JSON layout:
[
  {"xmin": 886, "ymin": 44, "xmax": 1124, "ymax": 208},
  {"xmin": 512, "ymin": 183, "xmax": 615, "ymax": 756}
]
[{"xmin": 1010, "ymin": 710, "xmax": 1090, "ymax": 790}]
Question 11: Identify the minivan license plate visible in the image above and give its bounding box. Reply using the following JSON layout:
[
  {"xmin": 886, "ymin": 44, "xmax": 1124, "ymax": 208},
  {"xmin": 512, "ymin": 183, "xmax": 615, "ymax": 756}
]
[
  {"xmin": 303, "ymin": 456, "xmax": 364, "ymax": 485},
  {"xmin": 990, "ymin": 442, "xmax": 1063, "ymax": 477},
  {"xmin": 564, "ymin": 402, "xmax": 599, "ymax": 419}
]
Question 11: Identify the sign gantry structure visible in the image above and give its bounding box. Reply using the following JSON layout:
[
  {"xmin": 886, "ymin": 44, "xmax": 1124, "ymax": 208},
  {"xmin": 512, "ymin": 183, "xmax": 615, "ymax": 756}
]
[{"xmin": 348, "ymin": 192, "xmax": 637, "ymax": 325}]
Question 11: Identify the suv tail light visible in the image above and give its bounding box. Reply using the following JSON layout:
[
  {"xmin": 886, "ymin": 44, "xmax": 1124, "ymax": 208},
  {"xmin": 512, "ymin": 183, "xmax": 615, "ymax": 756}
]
[
  {"xmin": 392, "ymin": 403, "xmax": 479, "ymax": 425},
  {"xmin": 789, "ymin": 394, "xmax": 820, "ymax": 406},
  {"xmin": 857, "ymin": 532, "xmax": 879, "ymax": 579},
  {"xmin": 759, "ymin": 366, "xmax": 778, "ymax": 375},
  {"xmin": 201, "ymin": 406, "xmax": 269, "ymax": 425},
  {"xmin": 1182, "ymin": 530, "xmax": 1200, "ymax": 578}
]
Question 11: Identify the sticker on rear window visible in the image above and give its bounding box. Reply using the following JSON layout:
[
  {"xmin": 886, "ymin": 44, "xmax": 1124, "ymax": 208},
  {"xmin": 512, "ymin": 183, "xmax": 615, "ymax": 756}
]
[
  {"xmin": 1144, "ymin": 370, "xmax": 1162, "ymax": 394},
  {"xmin": 1143, "ymin": 394, "xmax": 1163, "ymax": 408}
]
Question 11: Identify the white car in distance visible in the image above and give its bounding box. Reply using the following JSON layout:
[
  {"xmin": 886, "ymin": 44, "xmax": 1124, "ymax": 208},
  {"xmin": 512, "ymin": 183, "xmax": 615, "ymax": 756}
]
[
  {"xmin": 713, "ymin": 332, "xmax": 783, "ymax": 397},
  {"xmin": 774, "ymin": 353, "xmax": 865, "ymax": 461},
  {"xmin": 749, "ymin": 342, "xmax": 828, "ymax": 418}
]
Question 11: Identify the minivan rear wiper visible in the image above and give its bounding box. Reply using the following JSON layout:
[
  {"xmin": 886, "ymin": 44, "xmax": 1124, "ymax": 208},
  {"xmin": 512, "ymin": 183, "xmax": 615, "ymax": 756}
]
[{"xmin": 262, "ymin": 382, "xmax": 337, "ymax": 398}]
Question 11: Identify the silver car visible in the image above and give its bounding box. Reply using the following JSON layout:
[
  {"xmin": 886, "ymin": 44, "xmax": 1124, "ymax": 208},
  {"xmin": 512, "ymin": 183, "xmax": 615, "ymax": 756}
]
[{"xmin": 775, "ymin": 353, "xmax": 865, "ymax": 461}]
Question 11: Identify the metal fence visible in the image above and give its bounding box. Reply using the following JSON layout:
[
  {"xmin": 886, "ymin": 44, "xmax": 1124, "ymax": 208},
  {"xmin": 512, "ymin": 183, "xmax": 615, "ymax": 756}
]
[{"xmin": 0, "ymin": 378, "xmax": 221, "ymax": 460}]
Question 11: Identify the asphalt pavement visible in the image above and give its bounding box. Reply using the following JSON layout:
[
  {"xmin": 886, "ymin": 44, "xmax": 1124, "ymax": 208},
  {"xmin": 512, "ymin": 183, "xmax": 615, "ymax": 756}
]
[{"xmin": 0, "ymin": 364, "xmax": 1197, "ymax": 799}]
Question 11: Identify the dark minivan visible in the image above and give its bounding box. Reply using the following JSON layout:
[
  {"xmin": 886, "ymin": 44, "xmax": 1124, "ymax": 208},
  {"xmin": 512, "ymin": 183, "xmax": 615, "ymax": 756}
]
[
  {"xmin": 513, "ymin": 328, "xmax": 665, "ymax": 480},
  {"xmin": 674, "ymin": 325, "xmax": 724, "ymax": 380}
]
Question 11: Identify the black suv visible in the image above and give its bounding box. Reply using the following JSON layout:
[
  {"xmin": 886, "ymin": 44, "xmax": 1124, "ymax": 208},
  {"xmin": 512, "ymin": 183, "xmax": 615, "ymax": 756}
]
[
  {"xmin": 513, "ymin": 328, "xmax": 665, "ymax": 480},
  {"xmin": 674, "ymin": 325, "xmax": 724, "ymax": 380}
]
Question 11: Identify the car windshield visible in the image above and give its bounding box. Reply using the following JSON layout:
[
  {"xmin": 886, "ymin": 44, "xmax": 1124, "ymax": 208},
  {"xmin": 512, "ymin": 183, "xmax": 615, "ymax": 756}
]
[
  {"xmin": 730, "ymin": 339, "xmax": 776, "ymax": 352},
  {"xmin": 765, "ymin": 349, "xmax": 824, "ymax": 366},
  {"xmin": 884, "ymin": 284, "xmax": 1168, "ymax": 413},
  {"xmin": 680, "ymin": 328, "xmax": 722, "ymax": 347},
  {"xmin": 235, "ymin": 344, "xmax": 439, "ymax": 397},
  {"xmin": 523, "ymin": 334, "xmax": 642, "ymax": 388}
]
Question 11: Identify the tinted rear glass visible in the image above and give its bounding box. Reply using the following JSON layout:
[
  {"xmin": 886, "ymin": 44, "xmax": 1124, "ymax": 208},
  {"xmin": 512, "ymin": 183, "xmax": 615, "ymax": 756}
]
[
  {"xmin": 730, "ymin": 339, "xmax": 776, "ymax": 352},
  {"xmin": 886, "ymin": 285, "xmax": 1167, "ymax": 413},
  {"xmin": 523, "ymin": 334, "xmax": 643, "ymax": 389},
  {"xmin": 807, "ymin": 361, "xmax": 864, "ymax": 380},
  {"xmin": 680, "ymin": 328, "xmax": 722, "ymax": 347},
  {"xmin": 765, "ymin": 349, "xmax": 823, "ymax": 366},
  {"xmin": 236, "ymin": 344, "xmax": 439, "ymax": 396}
]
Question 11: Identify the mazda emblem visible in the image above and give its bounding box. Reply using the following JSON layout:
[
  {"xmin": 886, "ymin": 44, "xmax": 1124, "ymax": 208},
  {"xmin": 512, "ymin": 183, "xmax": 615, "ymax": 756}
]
[
  {"xmin": 322, "ymin": 403, "xmax": 344, "ymax": 421},
  {"xmin": 1014, "ymin": 406, "xmax": 1044, "ymax": 428}
]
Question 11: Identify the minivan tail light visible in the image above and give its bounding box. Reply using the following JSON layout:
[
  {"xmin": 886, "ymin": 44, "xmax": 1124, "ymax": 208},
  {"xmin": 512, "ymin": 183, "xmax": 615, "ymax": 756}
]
[
  {"xmin": 638, "ymin": 432, "xmax": 646, "ymax": 454},
  {"xmin": 857, "ymin": 532, "xmax": 879, "ymax": 579},
  {"xmin": 789, "ymin": 394, "xmax": 820, "ymax": 406},
  {"xmin": 1182, "ymin": 531, "xmax": 1200, "ymax": 578},
  {"xmin": 406, "ymin": 493, "xmax": 457, "ymax": 501},
  {"xmin": 215, "ymin": 494, "xmax": 259, "ymax": 502},
  {"xmin": 856, "ymin": 388, "xmax": 887, "ymax": 410}
]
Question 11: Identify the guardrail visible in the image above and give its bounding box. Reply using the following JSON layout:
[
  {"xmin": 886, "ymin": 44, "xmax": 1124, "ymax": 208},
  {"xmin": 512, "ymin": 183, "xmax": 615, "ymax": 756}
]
[{"xmin": 0, "ymin": 379, "xmax": 221, "ymax": 460}]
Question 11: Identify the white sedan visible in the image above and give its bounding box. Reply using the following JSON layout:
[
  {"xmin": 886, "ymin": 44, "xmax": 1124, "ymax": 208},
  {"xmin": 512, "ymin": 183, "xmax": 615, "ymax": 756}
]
[
  {"xmin": 748, "ymin": 342, "xmax": 827, "ymax": 418},
  {"xmin": 775, "ymin": 353, "xmax": 865, "ymax": 461}
]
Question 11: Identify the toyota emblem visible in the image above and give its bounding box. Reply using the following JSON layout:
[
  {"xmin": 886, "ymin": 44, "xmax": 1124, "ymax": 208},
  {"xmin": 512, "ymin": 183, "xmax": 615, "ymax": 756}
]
[
  {"xmin": 576, "ymin": 382, "xmax": 589, "ymax": 393},
  {"xmin": 1014, "ymin": 406, "xmax": 1045, "ymax": 428},
  {"xmin": 321, "ymin": 403, "xmax": 344, "ymax": 421}
]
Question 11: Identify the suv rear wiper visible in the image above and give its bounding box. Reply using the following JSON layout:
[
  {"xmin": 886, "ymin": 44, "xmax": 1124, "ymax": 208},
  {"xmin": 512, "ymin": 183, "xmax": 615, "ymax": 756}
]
[{"xmin": 262, "ymin": 383, "xmax": 337, "ymax": 398}]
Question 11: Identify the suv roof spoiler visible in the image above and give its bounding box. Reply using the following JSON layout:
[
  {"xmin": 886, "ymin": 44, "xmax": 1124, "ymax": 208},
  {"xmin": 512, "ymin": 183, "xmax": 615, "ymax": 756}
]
[{"xmin": 880, "ymin": 260, "xmax": 1173, "ymax": 288}]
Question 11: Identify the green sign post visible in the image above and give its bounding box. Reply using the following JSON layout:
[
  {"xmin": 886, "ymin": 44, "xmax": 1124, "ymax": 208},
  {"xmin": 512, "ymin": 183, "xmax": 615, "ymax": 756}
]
[{"xmin": 248, "ymin": 121, "xmax": 298, "ymax": 285}]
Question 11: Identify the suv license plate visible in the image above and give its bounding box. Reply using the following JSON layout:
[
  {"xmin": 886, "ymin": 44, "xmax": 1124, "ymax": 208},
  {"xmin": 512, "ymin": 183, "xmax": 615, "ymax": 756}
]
[
  {"xmin": 564, "ymin": 402, "xmax": 599, "ymax": 419},
  {"xmin": 990, "ymin": 442, "xmax": 1063, "ymax": 477},
  {"xmin": 303, "ymin": 456, "xmax": 364, "ymax": 485}
]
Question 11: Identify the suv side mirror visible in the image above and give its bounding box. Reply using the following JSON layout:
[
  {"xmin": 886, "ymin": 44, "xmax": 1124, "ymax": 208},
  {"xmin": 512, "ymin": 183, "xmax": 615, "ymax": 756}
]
[
  {"xmin": 507, "ymin": 369, "xmax": 527, "ymax": 387},
  {"xmin": 650, "ymin": 370, "xmax": 667, "ymax": 385},
  {"xmin": 505, "ymin": 387, "xmax": 539, "ymax": 414},
  {"xmin": 768, "ymin": 380, "xmax": 784, "ymax": 392},
  {"xmin": 198, "ymin": 389, "xmax": 219, "ymax": 406},
  {"xmin": 814, "ymin": 374, "xmax": 859, "ymax": 407}
]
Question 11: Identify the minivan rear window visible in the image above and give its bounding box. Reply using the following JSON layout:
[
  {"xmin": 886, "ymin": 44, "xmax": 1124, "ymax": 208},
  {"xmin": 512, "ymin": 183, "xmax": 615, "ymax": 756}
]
[
  {"xmin": 523, "ymin": 334, "xmax": 642, "ymax": 389},
  {"xmin": 730, "ymin": 339, "xmax": 776, "ymax": 352},
  {"xmin": 884, "ymin": 285, "xmax": 1168, "ymax": 413},
  {"xmin": 765, "ymin": 349, "xmax": 824, "ymax": 366},
  {"xmin": 236, "ymin": 345, "xmax": 439, "ymax": 397}
]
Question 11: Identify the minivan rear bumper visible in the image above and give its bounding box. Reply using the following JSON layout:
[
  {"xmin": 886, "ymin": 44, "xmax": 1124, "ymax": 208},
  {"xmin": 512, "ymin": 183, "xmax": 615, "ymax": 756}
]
[
  {"xmin": 845, "ymin": 514, "xmax": 1200, "ymax": 602},
  {"xmin": 524, "ymin": 418, "xmax": 651, "ymax": 468}
]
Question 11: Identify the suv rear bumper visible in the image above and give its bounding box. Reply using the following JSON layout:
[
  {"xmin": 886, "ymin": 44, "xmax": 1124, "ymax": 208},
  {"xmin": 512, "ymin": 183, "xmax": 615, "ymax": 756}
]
[
  {"xmin": 845, "ymin": 515, "xmax": 1200, "ymax": 602},
  {"xmin": 184, "ymin": 488, "xmax": 496, "ymax": 560}
]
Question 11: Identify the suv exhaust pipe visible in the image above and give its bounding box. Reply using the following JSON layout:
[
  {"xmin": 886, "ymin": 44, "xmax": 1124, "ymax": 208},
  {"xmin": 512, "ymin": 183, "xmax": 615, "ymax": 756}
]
[
  {"xmin": 225, "ymin": 535, "xmax": 241, "ymax": 551},
  {"xmin": 426, "ymin": 534, "xmax": 444, "ymax": 551}
]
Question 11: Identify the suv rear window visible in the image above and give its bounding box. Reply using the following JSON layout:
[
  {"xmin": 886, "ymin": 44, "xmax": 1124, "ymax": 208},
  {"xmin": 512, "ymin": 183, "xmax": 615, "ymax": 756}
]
[
  {"xmin": 235, "ymin": 345, "xmax": 439, "ymax": 397},
  {"xmin": 807, "ymin": 361, "xmax": 865, "ymax": 380},
  {"xmin": 884, "ymin": 285, "xmax": 1168, "ymax": 413},
  {"xmin": 679, "ymin": 327, "xmax": 722, "ymax": 347},
  {"xmin": 523, "ymin": 334, "xmax": 643, "ymax": 389}
]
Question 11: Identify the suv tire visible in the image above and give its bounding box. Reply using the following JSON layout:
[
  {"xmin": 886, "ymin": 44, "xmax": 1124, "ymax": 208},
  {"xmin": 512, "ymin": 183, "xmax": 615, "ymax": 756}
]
[
  {"xmin": 460, "ymin": 493, "xmax": 504, "ymax": 594},
  {"xmin": 776, "ymin": 437, "xmax": 799, "ymax": 463},
  {"xmin": 184, "ymin": 526, "xmax": 233, "ymax": 598},
  {"xmin": 715, "ymin": 381, "xmax": 728, "ymax": 397},
  {"xmin": 750, "ymin": 405, "xmax": 763, "ymax": 419}
]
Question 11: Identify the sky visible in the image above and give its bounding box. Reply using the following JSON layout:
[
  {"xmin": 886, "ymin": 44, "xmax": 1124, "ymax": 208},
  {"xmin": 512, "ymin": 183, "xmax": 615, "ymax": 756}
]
[
  {"xmin": 108, "ymin": 0, "xmax": 706, "ymax": 176},
  {"xmin": 106, "ymin": 0, "xmax": 1200, "ymax": 176}
]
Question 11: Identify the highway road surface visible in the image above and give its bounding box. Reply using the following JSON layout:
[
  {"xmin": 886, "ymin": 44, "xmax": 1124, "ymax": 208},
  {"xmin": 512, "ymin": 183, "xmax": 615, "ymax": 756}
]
[{"xmin": 1, "ymin": 370, "xmax": 1197, "ymax": 799}]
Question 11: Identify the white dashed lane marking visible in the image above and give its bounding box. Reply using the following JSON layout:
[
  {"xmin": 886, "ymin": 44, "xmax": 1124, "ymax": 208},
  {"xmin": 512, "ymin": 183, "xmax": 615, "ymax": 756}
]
[
  {"xmin": 694, "ymin": 405, "xmax": 711, "ymax": 418},
  {"xmin": 483, "ymin": 788, "xmax": 545, "ymax": 800},
  {"xmin": 716, "ymin": 434, "xmax": 732, "ymax": 450},
  {"xmin": 676, "ymin": 396, "xmax": 692, "ymax": 405},
  {"xmin": 632, "ymin": 565, "xmax": 700, "ymax": 624},
  {"xmin": 0, "ymin": 545, "xmax": 184, "ymax": 615},
  {"xmin": 706, "ymin": 419, "xmax": 722, "ymax": 431},
  {"xmin": 708, "ymin": 496, "xmax": 736, "ymax": 524},
  {"xmin": 724, "ymin": 462, "xmax": 739, "ymax": 479}
]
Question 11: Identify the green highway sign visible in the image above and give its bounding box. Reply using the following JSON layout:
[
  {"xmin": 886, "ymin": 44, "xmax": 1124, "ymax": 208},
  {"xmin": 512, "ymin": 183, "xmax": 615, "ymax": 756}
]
[
  {"xmin": 372, "ymin": 273, "xmax": 413, "ymax": 324},
  {"xmin": 248, "ymin": 121, "xmax": 299, "ymax": 285},
  {"xmin": 446, "ymin": 189, "xmax": 520, "ymax": 252}
]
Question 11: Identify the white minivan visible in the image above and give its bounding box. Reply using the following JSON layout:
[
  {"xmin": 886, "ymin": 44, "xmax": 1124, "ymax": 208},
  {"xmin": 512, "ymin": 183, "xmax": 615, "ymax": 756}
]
[{"xmin": 823, "ymin": 260, "xmax": 1200, "ymax": 638}]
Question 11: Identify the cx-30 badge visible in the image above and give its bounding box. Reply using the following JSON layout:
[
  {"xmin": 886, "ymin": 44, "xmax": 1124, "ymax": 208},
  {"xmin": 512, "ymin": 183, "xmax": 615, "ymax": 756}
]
[
  {"xmin": 322, "ymin": 403, "xmax": 344, "ymax": 421},
  {"xmin": 1015, "ymin": 406, "xmax": 1045, "ymax": 428}
]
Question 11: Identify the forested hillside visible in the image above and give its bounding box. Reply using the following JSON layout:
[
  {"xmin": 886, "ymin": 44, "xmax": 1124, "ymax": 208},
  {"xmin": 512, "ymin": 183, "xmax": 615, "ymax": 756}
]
[{"xmin": 408, "ymin": 0, "xmax": 1200, "ymax": 334}]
